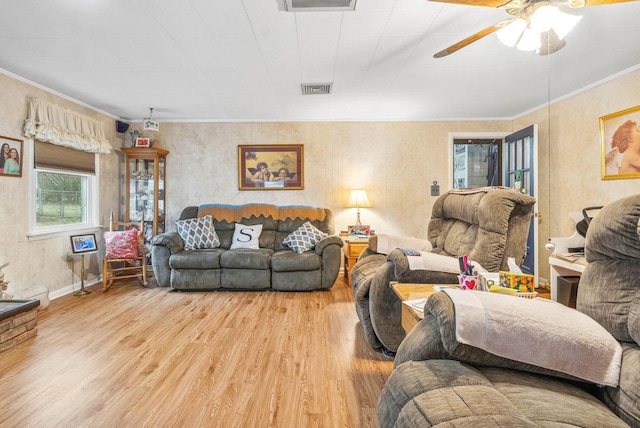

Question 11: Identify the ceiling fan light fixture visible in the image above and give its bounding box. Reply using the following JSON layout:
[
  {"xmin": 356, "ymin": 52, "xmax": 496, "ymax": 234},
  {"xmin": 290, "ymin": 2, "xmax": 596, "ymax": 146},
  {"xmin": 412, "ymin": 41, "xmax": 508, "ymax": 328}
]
[
  {"xmin": 496, "ymin": 18, "xmax": 527, "ymax": 48},
  {"xmin": 497, "ymin": 5, "xmax": 581, "ymax": 53},
  {"xmin": 516, "ymin": 27, "xmax": 541, "ymax": 51},
  {"xmin": 530, "ymin": 5, "xmax": 582, "ymax": 40},
  {"xmin": 537, "ymin": 28, "xmax": 567, "ymax": 55}
]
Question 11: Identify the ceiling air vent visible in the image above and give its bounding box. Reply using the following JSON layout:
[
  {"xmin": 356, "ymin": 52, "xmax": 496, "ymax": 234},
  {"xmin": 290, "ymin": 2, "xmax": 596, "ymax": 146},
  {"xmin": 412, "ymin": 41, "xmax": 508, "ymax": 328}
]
[
  {"xmin": 301, "ymin": 83, "xmax": 332, "ymax": 95},
  {"xmin": 284, "ymin": 0, "xmax": 357, "ymax": 12}
]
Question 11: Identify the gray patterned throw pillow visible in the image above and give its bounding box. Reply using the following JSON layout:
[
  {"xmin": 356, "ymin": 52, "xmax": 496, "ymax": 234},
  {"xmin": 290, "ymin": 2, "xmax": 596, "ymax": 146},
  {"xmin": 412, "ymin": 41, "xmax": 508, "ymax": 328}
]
[
  {"xmin": 283, "ymin": 221, "xmax": 327, "ymax": 254},
  {"xmin": 175, "ymin": 215, "xmax": 220, "ymax": 250}
]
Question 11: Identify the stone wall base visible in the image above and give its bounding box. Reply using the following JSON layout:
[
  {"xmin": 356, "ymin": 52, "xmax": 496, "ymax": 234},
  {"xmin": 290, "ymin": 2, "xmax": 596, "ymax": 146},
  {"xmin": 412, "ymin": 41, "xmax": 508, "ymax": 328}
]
[{"xmin": 0, "ymin": 308, "xmax": 38, "ymax": 353}]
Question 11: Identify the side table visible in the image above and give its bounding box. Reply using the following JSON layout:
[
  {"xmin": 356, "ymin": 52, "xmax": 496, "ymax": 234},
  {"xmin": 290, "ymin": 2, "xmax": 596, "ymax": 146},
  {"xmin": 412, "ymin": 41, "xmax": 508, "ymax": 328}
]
[
  {"xmin": 391, "ymin": 283, "xmax": 439, "ymax": 333},
  {"xmin": 342, "ymin": 236, "xmax": 369, "ymax": 286},
  {"xmin": 548, "ymin": 254, "xmax": 587, "ymax": 304}
]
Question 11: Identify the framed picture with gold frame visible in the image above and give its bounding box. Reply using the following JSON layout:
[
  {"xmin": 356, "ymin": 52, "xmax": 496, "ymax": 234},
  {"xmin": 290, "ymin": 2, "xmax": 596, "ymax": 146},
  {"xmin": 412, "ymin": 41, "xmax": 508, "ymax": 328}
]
[
  {"xmin": 238, "ymin": 144, "xmax": 304, "ymax": 190},
  {"xmin": 601, "ymin": 105, "xmax": 640, "ymax": 180}
]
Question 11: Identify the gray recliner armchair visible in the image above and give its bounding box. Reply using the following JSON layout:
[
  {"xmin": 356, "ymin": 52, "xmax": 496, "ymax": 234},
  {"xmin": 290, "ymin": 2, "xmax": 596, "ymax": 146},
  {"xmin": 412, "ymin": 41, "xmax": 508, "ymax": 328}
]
[
  {"xmin": 377, "ymin": 193, "xmax": 640, "ymax": 427},
  {"xmin": 351, "ymin": 188, "xmax": 536, "ymax": 354}
]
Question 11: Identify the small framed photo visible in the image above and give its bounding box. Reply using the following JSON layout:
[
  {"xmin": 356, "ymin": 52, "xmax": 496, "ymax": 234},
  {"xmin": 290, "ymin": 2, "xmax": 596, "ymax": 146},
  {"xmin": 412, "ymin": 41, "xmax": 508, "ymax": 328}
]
[
  {"xmin": 135, "ymin": 137, "xmax": 151, "ymax": 148},
  {"xmin": 70, "ymin": 234, "xmax": 98, "ymax": 254},
  {"xmin": 348, "ymin": 225, "xmax": 371, "ymax": 236},
  {"xmin": 0, "ymin": 135, "xmax": 24, "ymax": 177}
]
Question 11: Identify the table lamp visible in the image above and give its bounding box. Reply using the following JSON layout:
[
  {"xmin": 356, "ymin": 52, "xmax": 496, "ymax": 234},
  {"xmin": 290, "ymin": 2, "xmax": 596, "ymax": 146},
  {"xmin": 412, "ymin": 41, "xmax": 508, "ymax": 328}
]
[{"xmin": 347, "ymin": 189, "xmax": 371, "ymax": 226}]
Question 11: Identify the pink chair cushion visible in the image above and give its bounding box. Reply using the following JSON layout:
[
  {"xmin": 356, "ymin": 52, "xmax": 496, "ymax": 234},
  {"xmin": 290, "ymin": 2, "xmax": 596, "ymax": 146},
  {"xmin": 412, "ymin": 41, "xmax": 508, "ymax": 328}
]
[{"xmin": 105, "ymin": 228, "xmax": 139, "ymax": 260}]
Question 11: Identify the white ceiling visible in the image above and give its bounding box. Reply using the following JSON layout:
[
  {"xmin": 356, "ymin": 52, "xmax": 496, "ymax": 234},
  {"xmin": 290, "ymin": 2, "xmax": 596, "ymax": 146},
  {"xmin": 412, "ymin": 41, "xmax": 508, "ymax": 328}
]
[{"xmin": 1, "ymin": 0, "xmax": 639, "ymax": 123}]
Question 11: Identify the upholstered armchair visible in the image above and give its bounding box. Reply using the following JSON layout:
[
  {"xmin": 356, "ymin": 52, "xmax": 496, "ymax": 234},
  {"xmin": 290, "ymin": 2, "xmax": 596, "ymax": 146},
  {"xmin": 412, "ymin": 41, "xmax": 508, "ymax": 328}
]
[
  {"xmin": 377, "ymin": 193, "xmax": 640, "ymax": 427},
  {"xmin": 351, "ymin": 188, "xmax": 536, "ymax": 354}
]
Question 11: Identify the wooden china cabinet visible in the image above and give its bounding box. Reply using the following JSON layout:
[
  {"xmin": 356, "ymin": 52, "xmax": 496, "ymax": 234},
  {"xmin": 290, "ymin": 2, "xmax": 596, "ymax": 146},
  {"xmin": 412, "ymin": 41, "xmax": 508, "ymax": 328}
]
[{"xmin": 122, "ymin": 147, "xmax": 169, "ymax": 267}]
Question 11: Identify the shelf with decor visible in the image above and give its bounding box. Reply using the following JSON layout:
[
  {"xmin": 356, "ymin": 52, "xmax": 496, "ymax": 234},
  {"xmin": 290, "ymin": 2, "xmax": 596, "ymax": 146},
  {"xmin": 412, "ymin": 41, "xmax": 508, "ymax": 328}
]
[{"xmin": 122, "ymin": 147, "xmax": 169, "ymax": 269}]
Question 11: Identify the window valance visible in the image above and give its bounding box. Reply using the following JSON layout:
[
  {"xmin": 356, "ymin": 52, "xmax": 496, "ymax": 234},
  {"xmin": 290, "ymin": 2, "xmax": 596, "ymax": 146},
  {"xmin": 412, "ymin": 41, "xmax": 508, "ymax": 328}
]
[{"xmin": 23, "ymin": 97, "xmax": 112, "ymax": 154}]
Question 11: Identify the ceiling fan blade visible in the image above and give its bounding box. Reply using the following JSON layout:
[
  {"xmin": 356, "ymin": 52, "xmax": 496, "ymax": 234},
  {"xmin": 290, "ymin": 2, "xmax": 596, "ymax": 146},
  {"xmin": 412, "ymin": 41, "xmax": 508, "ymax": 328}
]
[
  {"xmin": 428, "ymin": 0, "xmax": 508, "ymax": 7},
  {"xmin": 433, "ymin": 20, "xmax": 511, "ymax": 58},
  {"xmin": 583, "ymin": 0, "xmax": 638, "ymax": 5}
]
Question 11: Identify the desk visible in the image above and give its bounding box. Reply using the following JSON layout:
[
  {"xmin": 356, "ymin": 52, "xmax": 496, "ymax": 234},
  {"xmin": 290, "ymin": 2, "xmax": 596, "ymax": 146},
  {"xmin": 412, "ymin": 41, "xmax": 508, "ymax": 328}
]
[
  {"xmin": 549, "ymin": 255, "xmax": 587, "ymax": 303},
  {"xmin": 342, "ymin": 237, "xmax": 369, "ymax": 286},
  {"xmin": 391, "ymin": 283, "xmax": 438, "ymax": 333}
]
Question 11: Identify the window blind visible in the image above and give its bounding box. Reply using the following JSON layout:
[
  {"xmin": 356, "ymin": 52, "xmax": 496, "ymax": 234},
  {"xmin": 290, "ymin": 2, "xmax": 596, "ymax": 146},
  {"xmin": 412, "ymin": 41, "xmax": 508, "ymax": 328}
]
[{"xmin": 34, "ymin": 140, "xmax": 95, "ymax": 174}]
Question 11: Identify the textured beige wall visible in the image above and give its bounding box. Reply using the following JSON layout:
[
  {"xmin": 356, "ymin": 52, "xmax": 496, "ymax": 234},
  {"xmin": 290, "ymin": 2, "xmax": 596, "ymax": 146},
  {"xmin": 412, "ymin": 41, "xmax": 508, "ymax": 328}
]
[
  {"xmin": 0, "ymin": 72, "xmax": 126, "ymax": 297},
  {"xmin": 152, "ymin": 120, "xmax": 511, "ymax": 238},
  {"xmin": 1, "ymin": 67, "xmax": 639, "ymax": 297},
  {"xmin": 515, "ymin": 68, "xmax": 640, "ymax": 280}
]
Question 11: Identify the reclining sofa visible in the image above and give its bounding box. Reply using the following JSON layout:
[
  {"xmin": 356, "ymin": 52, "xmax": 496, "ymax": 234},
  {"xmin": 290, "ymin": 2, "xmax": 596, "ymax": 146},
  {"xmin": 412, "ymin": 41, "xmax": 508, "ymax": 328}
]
[
  {"xmin": 151, "ymin": 204, "xmax": 343, "ymax": 291},
  {"xmin": 351, "ymin": 188, "xmax": 536, "ymax": 354},
  {"xmin": 378, "ymin": 193, "xmax": 640, "ymax": 427}
]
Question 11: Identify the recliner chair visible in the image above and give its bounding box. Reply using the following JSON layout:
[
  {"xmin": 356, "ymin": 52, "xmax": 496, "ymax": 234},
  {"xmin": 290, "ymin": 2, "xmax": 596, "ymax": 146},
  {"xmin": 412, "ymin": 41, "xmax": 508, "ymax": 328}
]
[{"xmin": 351, "ymin": 188, "xmax": 536, "ymax": 354}]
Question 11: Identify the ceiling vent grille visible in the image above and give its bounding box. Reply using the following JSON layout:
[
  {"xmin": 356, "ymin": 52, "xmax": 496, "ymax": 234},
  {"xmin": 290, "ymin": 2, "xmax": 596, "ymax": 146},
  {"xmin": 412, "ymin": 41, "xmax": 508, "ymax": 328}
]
[
  {"xmin": 284, "ymin": 0, "xmax": 356, "ymax": 12},
  {"xmin": 301, "ymin": 83, "xmax": 332, "ymax": 95}
]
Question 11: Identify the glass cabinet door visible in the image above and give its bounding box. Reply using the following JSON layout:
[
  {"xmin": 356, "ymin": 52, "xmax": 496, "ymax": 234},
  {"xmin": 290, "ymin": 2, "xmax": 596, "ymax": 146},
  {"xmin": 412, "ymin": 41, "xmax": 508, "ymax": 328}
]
[{"xmin": 122, "ymin": 147, "xmax": 169, "ymax": 267}]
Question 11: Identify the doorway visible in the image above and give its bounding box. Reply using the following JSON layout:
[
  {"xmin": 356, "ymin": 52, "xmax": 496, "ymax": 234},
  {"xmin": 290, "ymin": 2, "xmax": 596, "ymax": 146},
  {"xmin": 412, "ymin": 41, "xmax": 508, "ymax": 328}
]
[{"xmin": 451, "ymin": 135, "xmax": 505, "ymax": 189}]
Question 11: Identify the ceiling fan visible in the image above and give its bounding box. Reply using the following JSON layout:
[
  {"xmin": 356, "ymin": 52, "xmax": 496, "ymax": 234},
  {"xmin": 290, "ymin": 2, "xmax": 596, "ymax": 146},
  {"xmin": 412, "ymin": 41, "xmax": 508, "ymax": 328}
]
[{"xmin": 431, "ymin": 0, "xmax": 636, "ymax": 58}]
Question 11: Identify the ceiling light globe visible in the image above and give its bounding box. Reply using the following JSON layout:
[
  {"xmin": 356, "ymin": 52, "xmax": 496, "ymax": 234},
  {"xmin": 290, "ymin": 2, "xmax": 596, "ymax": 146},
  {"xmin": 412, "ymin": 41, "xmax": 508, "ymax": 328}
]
[
  {"xmin": 516, "ymin": 27, "xmax": 541, "ymax": 51},
  {"xmin": 531, "ymin": 5, "xmax": 582, "ymax": 39},
  {"xmin": 497, "ymin": 18, "xmax": 527, "ymax": 48}
]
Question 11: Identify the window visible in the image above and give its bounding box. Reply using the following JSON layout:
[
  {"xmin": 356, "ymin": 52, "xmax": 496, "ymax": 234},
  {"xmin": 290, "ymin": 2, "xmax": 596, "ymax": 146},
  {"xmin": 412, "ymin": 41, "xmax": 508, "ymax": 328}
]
[
  {"xmin": 31, "ymin": 141, "xmax": 99, "ymax": 235},
  {"xmin": 35, "ymin": 170, "xmax": 91, "ymax": 228}
]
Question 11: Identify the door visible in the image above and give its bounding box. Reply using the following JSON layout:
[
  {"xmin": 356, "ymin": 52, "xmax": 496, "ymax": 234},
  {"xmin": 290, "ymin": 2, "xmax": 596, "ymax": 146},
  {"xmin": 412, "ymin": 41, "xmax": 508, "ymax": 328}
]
[{"xmin": 503, "ymin": 125, "xmax": 538, "ymax": 283}]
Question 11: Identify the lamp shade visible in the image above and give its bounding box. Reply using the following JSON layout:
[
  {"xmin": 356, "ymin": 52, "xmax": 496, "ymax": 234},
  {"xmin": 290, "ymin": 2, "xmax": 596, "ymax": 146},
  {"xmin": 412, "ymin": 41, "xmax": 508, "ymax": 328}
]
[{"xmin": 347, "ymin": 189, "xmax": 371, "ymax": 208}]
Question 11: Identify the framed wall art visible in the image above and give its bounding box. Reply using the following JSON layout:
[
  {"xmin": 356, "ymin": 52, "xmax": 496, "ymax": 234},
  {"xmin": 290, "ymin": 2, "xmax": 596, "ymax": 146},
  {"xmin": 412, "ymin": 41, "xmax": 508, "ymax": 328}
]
[
  {"xmin": 601, "ymin": 105, "xmax": 640, "ymax": 180},
  {"xmin": 135, "ymin": 137, "xmax": 151, "ymax": 148},
  {"xmin": 70, "ymin": 234, "xmax": 98, "ymax": 254},
  {"xmin": 238, "ymin": 144, "xmax": 304, "ymax": 190},
  {"xmin": 0, "ymin": 135, "xmax": 23, "ymax": 177}
]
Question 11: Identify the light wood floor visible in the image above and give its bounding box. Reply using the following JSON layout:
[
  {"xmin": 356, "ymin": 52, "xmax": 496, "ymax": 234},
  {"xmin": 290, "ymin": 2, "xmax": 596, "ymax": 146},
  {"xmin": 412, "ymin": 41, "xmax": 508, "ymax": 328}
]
[{"xmin": 0, "ymin": 275, "xmax": 393, "ymax": 428}]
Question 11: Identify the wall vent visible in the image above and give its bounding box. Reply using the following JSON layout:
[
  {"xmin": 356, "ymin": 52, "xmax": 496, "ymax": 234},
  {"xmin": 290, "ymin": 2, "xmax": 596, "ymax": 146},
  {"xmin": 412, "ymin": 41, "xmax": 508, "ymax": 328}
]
[
  {"xmin": 301, "ymin": 83, "xmax": 332, "ymax": 95},
  {"xmin": 284, "ymin": 0, "xmax": 356, "ymax": 12}
]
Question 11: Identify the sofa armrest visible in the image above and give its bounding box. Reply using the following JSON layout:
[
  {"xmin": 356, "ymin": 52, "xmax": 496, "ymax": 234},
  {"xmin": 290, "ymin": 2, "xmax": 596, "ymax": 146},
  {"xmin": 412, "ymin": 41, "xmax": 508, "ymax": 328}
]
[
  {"xmin": 314, "ymin": 234, "xmax": 343, "ymax": 254},
  {"xmin": 150, "ymin": 232, "xmax": 184, "ymax": 288},
  {"xmin": 385, "ymin": 249, "xmax": 459, "ymax": 284},
  {"xmin": 395, "ymin": 292, "xmax": 589, "ymax": 383},
  {"xmin": 150, "ymin": 232, "xmax": 184, "ymax": 254}
]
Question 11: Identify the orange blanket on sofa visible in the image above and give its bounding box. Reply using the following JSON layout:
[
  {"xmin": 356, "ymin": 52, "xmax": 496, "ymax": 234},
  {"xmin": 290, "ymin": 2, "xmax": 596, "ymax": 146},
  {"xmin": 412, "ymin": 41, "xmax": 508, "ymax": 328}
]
[{"xmin": 197, "ymin": 203, "xmax": 326, "ymax": 223}]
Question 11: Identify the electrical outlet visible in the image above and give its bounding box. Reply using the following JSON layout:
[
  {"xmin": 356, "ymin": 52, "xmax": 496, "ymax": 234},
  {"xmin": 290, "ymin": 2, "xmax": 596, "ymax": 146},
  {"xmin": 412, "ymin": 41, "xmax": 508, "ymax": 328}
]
[{"xmin": 430, "ymin": 182, "xmax": 440, "ymax": 196}]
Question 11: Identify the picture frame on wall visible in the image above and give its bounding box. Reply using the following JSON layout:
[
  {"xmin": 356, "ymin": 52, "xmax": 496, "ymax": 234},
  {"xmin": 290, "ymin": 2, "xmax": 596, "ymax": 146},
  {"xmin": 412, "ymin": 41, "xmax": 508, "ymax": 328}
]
[
  {"xmin": 135, "ymin": 137, "xmax": 151, "ymax": 148},
  {"xmin": 238, "ymin": 144, "xmax": 304, "ymax": 190},
  {"xmin": 601, "ymin": 104, "xmax": 640, "ymax": 180},
  {"xmin": 70, "ymin": 234, "xmax": 98, "ymax": 254},
  {"xmin": 0, "ymin": 135, "xmax": 23, "ymax": 177}
]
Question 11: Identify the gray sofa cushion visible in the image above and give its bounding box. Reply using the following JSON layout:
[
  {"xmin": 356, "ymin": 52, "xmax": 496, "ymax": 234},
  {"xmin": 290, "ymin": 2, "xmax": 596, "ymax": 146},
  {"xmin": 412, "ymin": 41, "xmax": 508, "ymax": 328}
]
[
  {"xmin": 271, "ymin": 250, "xmax": 321, "ymax": 272},
  {"xmin": 220, "ymin": 248, "xmax": 273, "ymax": 270},
  {"xmin": 378, "ymin": 360, "xmax": 628, "ymax": 428},
  {"xmin": 169, "ymin": 249, "xmax": 224, "ymax": 269}
]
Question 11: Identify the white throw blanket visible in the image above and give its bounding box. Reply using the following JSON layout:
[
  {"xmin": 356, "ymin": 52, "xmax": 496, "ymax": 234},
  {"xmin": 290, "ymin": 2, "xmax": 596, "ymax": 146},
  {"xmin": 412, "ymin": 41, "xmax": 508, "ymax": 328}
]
[
  {"xmin": 406, "ymin": 252, "xmax": 486, "ymax": 274},
  {"xmin": 376, "ymin": 233, "xmax": 432, "ymax": 255},
  {"xmin": 443, "ymin": 289, "xmax": 622, "ymax": 387},
  {"xmin": 406, "ymin": 252, "xmax": 460, "ymax": 272}
]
